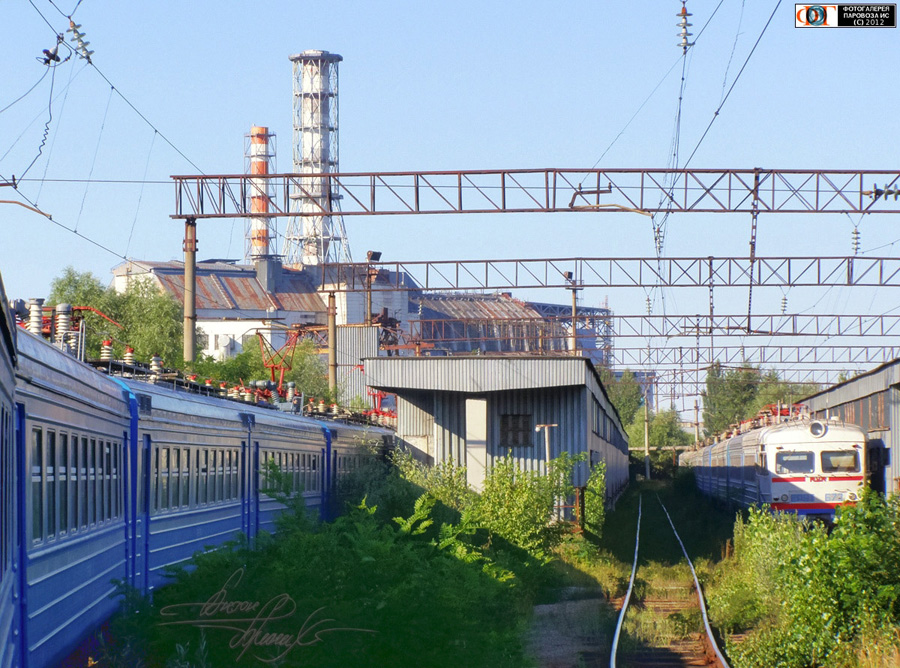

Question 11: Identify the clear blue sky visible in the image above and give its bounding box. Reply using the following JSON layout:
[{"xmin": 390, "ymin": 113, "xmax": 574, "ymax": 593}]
[{"xmin": 1, "ymin": 1, "xmax": 898, "ymax": 398}]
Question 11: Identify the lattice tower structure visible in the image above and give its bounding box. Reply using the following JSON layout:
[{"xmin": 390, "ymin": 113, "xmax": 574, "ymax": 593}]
[
  {"xmin": 244, "ymin": 126, "xmax": 277, "ymax": 261},
  {"xmin": 285, "ymin": 50, "xmax": 351, "ymax": 268}
]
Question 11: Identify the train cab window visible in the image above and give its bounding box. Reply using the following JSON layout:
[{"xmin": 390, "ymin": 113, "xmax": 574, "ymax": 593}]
[
  {"xmin": 821, "ymin": 451, "xmax": 860, "ymax": 473},
  {"xmin": 775, "ymin": 451, "xmax": 815, "ymax": 474}
]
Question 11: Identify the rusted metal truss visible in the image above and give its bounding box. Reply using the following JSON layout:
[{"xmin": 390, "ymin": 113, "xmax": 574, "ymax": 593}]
[
  {"xmin": 172, "ymin": 168, "xmax": 900, "ymax": 219},
  {"xmin": 309, "ymin": 256, "xmax": 900, "ymax": 292},
  {"xmin": 614, "ymin": 345, "xmax": 900, "ymax": 367}
]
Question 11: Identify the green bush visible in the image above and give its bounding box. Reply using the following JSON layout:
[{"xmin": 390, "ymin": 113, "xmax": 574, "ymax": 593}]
[
  {"xmin": 583, "ymin": 461, "xmax": 606, "ymax": 538},
  {"xmin": 710, "ymin": 492, "xmax": 900, "ymax": 667}
]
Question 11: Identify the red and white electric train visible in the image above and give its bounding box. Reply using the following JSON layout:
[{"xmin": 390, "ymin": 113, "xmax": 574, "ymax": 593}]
[{"xmin": 680, "ymin": 413, "xmax": 868, "ymax": 520}]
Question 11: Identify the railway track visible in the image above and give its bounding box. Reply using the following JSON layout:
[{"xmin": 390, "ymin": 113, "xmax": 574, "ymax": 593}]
[{"xmin": 609, "ymin": 495, "xmax": 730, "ymax": 668}]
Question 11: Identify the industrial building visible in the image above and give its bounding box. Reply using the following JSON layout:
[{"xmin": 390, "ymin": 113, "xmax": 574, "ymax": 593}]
[
  {"xmin": 364, "ymin": 356, "xmax": 629, "ymax": 498},
  {"xmin": 804, "ymin": 358, "xmax": 898, "ymax": 495}
]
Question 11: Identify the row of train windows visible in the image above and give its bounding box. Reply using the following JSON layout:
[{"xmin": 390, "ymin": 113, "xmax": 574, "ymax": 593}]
[
  {"xmin": 1, "ymin": 407, "xmax": 12, "ymax": 579},
  {"xmin": 152, "ymin": 445, "xmax": 241, "ymax": 513},
  {"xmin": 708, "ymin": 450, "xmax": 861, "ymax": 477},
  {"xmin": 259, "ymin": 451, "xmax": 321, "ymax": 494},
  {"xmin": 31, "ymin": 428, "xmax": 122, "ymax": 543}
]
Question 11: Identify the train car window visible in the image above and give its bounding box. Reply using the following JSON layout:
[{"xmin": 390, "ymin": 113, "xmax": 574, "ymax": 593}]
[
  {"xmin": 224, "ymin": 450, "xmax": 232, "ymax": 500},
  {"xmin": 47, "ymin": 431, "xmax": 56, "ymax": 538},
  {"xmin": 159, "ymin": 447, "xmax": 169, "ymax": 511},
  {"xmin": 172, "ymin": 449, "xmax": 181, "ymax": 510},
  {"xmin": 231, "ymin": 450, "xmax": 241, "ymax": 499},
  {"xmin": 105, "ymin": 442, "xmax": 112, "ymax": 521},
  {"xmin": 217, "ymin": 450, "xmax": 225, "ymax": 502},
  {"xmin": 80, "ymin": 436, "xmax": 88, "ymax": 529},
  {"xmin": 182, "ymin": 450, "xmax": 191, "ymax": 508},
  {"xmin": 60, "ymin": 434, "xmax": 69, "ymax": 533},
  {"xmin": 90, "ymin": 438, "xmax": 98, "ymax": 525},
  {"xmin": 757, "ymin": 453, "xmax": 769, "ymax": 476},
  {"xmin": 821, "ymin": 451, "xmax": 860, "ymax": 473},
  {"xmin": 112, "ymin": 442, "xmax": 119, "ymax": 519},
  {"xmin": 32, "ymin": 428, "xmax": 42, "ymax": 543},
  {"xmin": 775, "ymin": 451, "xmax": 814, "ymax": 474}
]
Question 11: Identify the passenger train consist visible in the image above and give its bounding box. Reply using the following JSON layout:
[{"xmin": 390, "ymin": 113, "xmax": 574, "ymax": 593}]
[
  {"xmin": 679, "ymin": 414, "xmax": 868, "ymax": 520},
  {"xmin": 0, "ymin": 278, "xmax": 392, "ymax": 668}
]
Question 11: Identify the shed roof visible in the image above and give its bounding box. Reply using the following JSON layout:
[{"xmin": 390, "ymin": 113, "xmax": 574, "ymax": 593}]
[
  {"xmin": 365, "ymin": 355, "xmax": 599, "ymax": 393},
  {"xmin": 804, "ymin": 357, "xmax": 900, "ymax": 409}
]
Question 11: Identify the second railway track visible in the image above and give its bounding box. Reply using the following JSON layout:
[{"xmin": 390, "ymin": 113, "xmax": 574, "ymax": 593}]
[{"xmin": 610, "ymin": 495, "xmax": 730, "ymax": 668}]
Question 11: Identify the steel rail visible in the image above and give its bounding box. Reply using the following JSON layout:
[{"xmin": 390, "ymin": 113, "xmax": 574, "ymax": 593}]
[
  {"xmin": 655, "ymin": 494, "xmax": 730, "ymax": 668},
  {"xmin": 610, "ymin": 495, "xmax": 642, "ymax": 667}
]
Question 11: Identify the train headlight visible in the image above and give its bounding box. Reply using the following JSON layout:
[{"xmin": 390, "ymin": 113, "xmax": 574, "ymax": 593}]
[
  {"xmin": 849, "ymin": 493, "xmax": 858, "ymax": 501},
  {"xmin": 780, "ymin": 494, "xmax": 789, "ymax": 501},
  {"xmin": 809, "ymin": 421, "xmax": 827, "ymax": 438}
]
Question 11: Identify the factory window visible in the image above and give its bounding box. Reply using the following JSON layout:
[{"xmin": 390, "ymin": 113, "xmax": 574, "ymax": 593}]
[{"xmin": 500, "ymin": 414, "xmax": 532, "ymax": 447}]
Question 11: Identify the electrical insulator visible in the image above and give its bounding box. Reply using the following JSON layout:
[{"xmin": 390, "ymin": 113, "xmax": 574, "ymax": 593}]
[
  {"xmin": 852, "ymin": 227, "xmax": 861, "ymax": 254},
  {"xmin": 646, "ymin": 297, "xmax": 652, "ymax": 316},
  {"xmin": 780, "ymin": 295, "xmax": 788, "ymax": 315},
  {"xmin": 67, "ymin": 20, "xmax": 94, "ymax": 61},
  {"xmin": 677, "ymin": 2, "xmax": 694, "ymax": 51},
  {"xmin": 864, "ymin": 184, "xmax": 900, "ymax": 201}
]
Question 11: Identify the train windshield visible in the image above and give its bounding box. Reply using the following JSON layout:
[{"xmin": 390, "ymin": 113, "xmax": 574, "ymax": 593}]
[
  {"xmin": 775, "ymin": 451, "xmax": 814, "ymax": 474},
  {"xmin": 821, "ymin": 450, "xmax": 860, "ymax": 473}
]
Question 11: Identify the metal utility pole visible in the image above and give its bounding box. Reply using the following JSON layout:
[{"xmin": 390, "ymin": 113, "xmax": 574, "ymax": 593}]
[
  {"xmin": 183, "ymin": 217, "xmax": 197, "ymax": 365},
  {"xmin": 564, "ymin": 271, "xmax": 581, "ymax": 355},
  {"xmin": 327, "ymin": 292, "xmax": 337, "ymax": 392},
  {"xmin": 694, "ymin": 400, "xmax": 701, "ymax": 446}
]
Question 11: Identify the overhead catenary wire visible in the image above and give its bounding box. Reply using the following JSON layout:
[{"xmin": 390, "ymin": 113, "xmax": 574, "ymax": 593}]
[
  {"xmin": 125, "ymin": 130, "xmax": 158, "ymax": 256},
  {"xmin": 36, "ymin": 55, "xmax": 77, "ymax": 203},
  {"xmin": 17, "ymin": 64, "xmax": 57, "ymax": 180},
  {"xmin": 74, "ymin": 84, "xmax": 114, "ymax": 231},
  {"xmin": 0, "ymin": 69, "xmax": 50, "ymax": 116}
]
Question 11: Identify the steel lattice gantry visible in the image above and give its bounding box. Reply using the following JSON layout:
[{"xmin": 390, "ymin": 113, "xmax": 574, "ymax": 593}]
[
  {"xmin": 306, "ymin": 256, "xmax": 900, "ymax": 291},
  {"xmin": 613, "ymin": 344, "xmax": 900, "ymax": 368},
  {"xmin": 172, "ymin": 168, "xmax": 900, "ymax": 219}
]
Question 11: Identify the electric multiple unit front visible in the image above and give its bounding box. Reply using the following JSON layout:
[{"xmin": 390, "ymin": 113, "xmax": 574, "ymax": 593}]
[{"xmin": 681, "ymin": 419, "xmax": 867, "ymax": 520}]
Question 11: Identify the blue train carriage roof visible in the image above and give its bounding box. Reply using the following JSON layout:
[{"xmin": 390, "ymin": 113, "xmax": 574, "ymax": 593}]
[
  {"xmin": 0, "ymin": 272, "xmax": 16, "ymax": 367},
  {"xmin": 121, "ymin": 376, "xmax": 328, "ymax": 437},
  {"xmin": 16, "ymin": 327, "xmax": 129, "ymax": 411},
  {"xmin": 321, "ymin": 418, "xmax": 393, "ymax": 448}
]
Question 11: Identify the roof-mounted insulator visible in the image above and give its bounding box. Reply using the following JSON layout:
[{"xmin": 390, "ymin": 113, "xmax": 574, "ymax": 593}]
[{"xmin": 678, "ymin": 3, "xmax": 694, "ymax": 52}]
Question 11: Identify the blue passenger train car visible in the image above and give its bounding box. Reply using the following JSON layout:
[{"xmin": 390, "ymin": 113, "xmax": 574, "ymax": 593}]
[{"xmin": 0, "ymin": 287, "xmax": 393, "ymax": 668}]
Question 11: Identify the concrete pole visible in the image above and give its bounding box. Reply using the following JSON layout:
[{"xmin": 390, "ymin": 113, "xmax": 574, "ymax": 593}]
[
  {"xmin": 183, "ymin": 218, "xmax": 197, "ymax": 365},
  {"xmin": 327, "ymin": 291, "xmax": 337, "ymax": 393},
  {"xmin": 694, "ymin": 400, "xmax": 701, "ymax": 445},
  {"xmin": 644, "ymin": 383, "xmax": 651, "ymax": 479}
]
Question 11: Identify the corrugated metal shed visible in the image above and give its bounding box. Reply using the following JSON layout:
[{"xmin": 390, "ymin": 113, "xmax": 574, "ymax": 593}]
[
  {"xmin": 804, "ymin": 357, "xmax": 900, "ymax": 493},
  {"xmin": 804, "ymin": 358, "xmax": 900, "ymax": 407},
  {"xmin": 415, "ymin": 293, "xmax": 541, "ymax": 320},
  {"xmin": 366, "ymin": 356, "xmax": 590, "ymax": 393},
  {"xmin": 364, "ymin": 355, "xmax": 629, "ymax": 498}
]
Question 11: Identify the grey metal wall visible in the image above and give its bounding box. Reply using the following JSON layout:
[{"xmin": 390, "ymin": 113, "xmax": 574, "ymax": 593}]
[{"xmin": 335, "ymin": 326, "xmax": 380, "ymax": 406}]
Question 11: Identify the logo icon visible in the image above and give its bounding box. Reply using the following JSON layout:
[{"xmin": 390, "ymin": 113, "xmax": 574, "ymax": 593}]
[{"xmin": 795, "ymin": 4, "xmax": 838, "ymax": 26}]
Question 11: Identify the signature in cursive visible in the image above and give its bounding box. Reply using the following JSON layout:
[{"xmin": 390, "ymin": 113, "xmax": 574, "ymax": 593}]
[{"xmin": 159, "ymin": 568, "xmax": 376, "ymax": 663}]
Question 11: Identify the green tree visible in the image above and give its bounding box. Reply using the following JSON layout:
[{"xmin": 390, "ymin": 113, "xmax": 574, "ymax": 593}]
[
  {"xmin": 599, "ymin": 367, "xmax": 643, "ymax": 426},
  {"xmin": 702, "ymin": 363, "xmax": 759, "ymax": 435},
  {"xmin": 626, "ymin": 407, "xmax": 691, "ymax": 450}
]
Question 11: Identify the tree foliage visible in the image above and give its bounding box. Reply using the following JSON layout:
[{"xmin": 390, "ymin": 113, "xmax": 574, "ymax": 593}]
[
  {"xmin": 702, "ymin": 362, "xmax": 819, "ymax": 436},
  {"xmin": 626, "ymin": 407, "xmax": 692, "ymax": 451},
  {"xmin": 599, "ymin": 367, "xmax": 643, "ymax": 426},
  {"xmin": 48, "ymin": 266, "xmax": 183, "ymax": 364}
]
